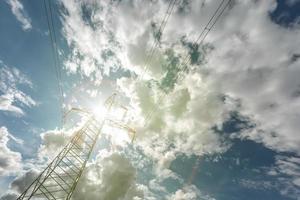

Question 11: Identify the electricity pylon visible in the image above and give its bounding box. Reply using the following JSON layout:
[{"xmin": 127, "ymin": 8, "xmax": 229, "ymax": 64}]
[{"xmin": 17, "ymin": 94, "xmax": 134, "ymax": 200}]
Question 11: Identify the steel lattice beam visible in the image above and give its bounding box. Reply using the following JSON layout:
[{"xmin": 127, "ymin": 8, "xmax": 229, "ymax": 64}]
[
  {"xmin": 17, "ymin": 118, "xmax": 104, "ymax": 200},
  {"xmin": 17, "ymin": 93, "xmax": 133, "ymax": 200}
]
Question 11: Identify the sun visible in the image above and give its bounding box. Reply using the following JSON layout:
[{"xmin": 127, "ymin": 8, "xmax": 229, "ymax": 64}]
[
  {"xmin": 91, "ymin": 102, "xmax": 132, "ymax": 146},
  {"xmin": 91, "ymin": 105, "xmax": 107, "ymax": 121},
  {"xmin": 91, "ymin": 103, "xmax": 127, "ymax": 121}
]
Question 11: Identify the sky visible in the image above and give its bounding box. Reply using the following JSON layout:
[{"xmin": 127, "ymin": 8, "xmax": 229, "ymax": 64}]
[{"xmin": 0, "ymin": 0, "xmax": 300, "ymax": 199}]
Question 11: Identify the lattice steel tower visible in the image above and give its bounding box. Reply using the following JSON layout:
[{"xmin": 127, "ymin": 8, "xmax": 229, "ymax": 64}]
[{"xmin": 17, "ymin": 94, "xmax": 133, "ymax": 200}]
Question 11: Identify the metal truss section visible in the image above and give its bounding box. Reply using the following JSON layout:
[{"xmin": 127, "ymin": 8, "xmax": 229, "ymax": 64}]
[{"xmin": 17, "ymin": 118, "xmax": 103, "ymax": 200}]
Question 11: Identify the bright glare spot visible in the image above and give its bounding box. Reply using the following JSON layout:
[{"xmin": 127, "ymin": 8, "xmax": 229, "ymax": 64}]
[
  {"xmin": 103, "ymin": 125, "xmax": 130, "ymax": 147},
  {"xmin": 92, "ymin": 105, "xmax": 127, "ymax": 121},
  {"xmin": 108, "ymin": 106, "xmax": 128, "ymax": 122},
  {"xmin": 92, "ymin": 105, "xmax": 107, "ymax": 121},
  {"xmin": 92, "ymin": 103, "xmax": 131, "ymax": 147}
]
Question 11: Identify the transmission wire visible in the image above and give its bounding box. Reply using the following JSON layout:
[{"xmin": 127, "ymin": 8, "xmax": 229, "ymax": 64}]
[
  {"xmin": 43, "ymin": 0, "xmax": 65, "ymax": 126},
  {"xmin": 138, "ymin": 0, "xmax": 178, "ymax": 81},
  {"xmin": 144, "ymin": 0, "xmax": 232, "ymax": 124}
]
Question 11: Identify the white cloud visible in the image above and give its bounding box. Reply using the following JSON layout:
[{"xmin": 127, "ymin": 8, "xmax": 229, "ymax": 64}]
[
  {"xmin": 60, "ymin": 0, "xmax": 179, "ymax": 83},
  {"xmin": 44, "ymin": 0, "xmax": 300, "ymax": 198},
  {"xmin": 14, "ymin": 156, "xmax": 146, "ymax": 200},
  {"xmin": 37, "ymin": 129, "xmax": 69, "ymax": 160},
  {"xmin": 7, "ymin": 133, "xmax": 23, "ymax": 145},
  {"xmin": 6, "ymin": 0, "xmax": 32, "ymax": 31},
  {"xmin": 61, "ymin": 0, "xmax": 117, "ymax": 82},
  {"xmin": 37, "ymin": 121, "xmax": 87, "ymax": 161},
  {"xmin": 10, "ymin": 169, "xmax": 39, "ymax": 194},
  {"xmin": 239, "ymin": 179, "xmax": 274, "ymax": 191},
  {"xmin": 202, "ymin": 0, "xmax": 300, "ymax": 154},
  {"xmin": 169, "ymin": 188, "xmax": 197, "ymax": 200},
  {"xmin": 286, "ymin": 0, "xmax": 300, "ymax": 6},
  {"xmin": 267, "ymin": 155, "xmax": 300, "ymax": 199},
  {"xmin": 0, "ymin": 169, "xmax": 39, "ymax": 200},
  {"xmin": 117, "ymin": 72, "xmax": 230, "ymax": 172},
  {"xmin": 0, "ymin": 126, "xmax": 79, "ymax": 199},
  {"xmin": 168, "ymin": 185, "xmax": 215, "ymax": 200},
  {"xmin": 72, "ymin": 152, "xmax": 145, "ymax": 200},
  {"xmin": 0, "ymin": 94, "xmax": 24, "ymax": 115},
  {"xmin": 97, "ymin": 0, "xmax": 300, "ymax": 157},
  {"xmin": 60, "ymin": 0, "xmax": 231, "ymax": 179},
  {"xmin": 0, "ymin": 192, "xmax": 18, "ymax": 200},
  {"xmin": 0, "ymin": 127, "xmax": 22, "ymax": 176},
  {"xmin": 0, "ymin": 61, "xmax": 36, "ymax": 116},
  {"xmin": 59, "ymin": 1, "xmax": 300, "ymax": 157},
  {"xmin": 2, "ymin": 121, "xmax": 141, "ymax": 197}
]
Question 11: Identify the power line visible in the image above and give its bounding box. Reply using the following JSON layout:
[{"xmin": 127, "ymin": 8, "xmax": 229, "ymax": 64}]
[
  {"xmin": 43, "ymin": 0, "xmax": 65, "ymax": 126},
  {"xmin": 143, "ymin": 0, "xmax": 232, "ymax": 123},
  {"xmin": 145, "ymin": 0, "xmax": 231, "ymax": 122},
  {"xmin": 48, "ymin": 0, "xmax": 63, "ymax": 94},
  {"xmin": 138, "ymin": 0, "xmax": 178, "ymax": 81}
]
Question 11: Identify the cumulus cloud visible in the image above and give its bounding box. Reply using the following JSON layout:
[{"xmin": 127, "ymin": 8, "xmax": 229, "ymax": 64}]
[
  {"xmin": 58, "ymin": 1, "xmax": 233, "ymax": 164},
  {"xmin": 10, "ymin": 169, "xmax": 39, "ymax": 194},
  {"xmin": 12, "ymin": 0, "xmax": 297, "ymax": 198},
  {"xmin": 57, "ymin": 0, "xmax": 231, "ymax": 176},
  {"xmin": 0, "ymin": 127, "xmax": 77, "ymax": 199},
  {"xmin": 0, "ymin": 127, "xmax": 22, "ymax": 176},
  {"xmin": 169, "ymin": 187, "xmax": 197, "ymax": 200},
  {"xmin": 113, "ymin": 0, "xmax": 300, "ymax": 158},
  {"xmin": 238, "ymin": 155, "xmax": 300, "ymax": 199},
  {"xmin": 168, "ymin": 185, "xmax": 215, "ymax": 200},
  {"xmin": 0, "ymin": 61, "xmax": 36, "ymax": 115},
  {"xmin": 37, "ymin": 120, "xmax": 88, "ymax": 160},
  {"xmin": 267, "ymin": 155, "xmax": 300, "ymax": 199},
  {"xmin": 3, "ymin": 151, "xmax": 146, "ymax": 200},
  {"xmin": 6, "ymin": 0, "xmax": 32, "ymax": 31},
  {"xmin": 38, "ymin": 129, "xmax": 69, "ymax": 160},
  {"xmin": 1, "ymin": 121, "xmax": 148, "ymax": 199},
  {"xmin": 61, "ymin": 0, "xmax": 118, "ymax": 82},
  {"xmin": 59, "ymin": 0, "xmax": 300, "ymax": 157},
  {"xmin": 202, "ymin": 0, "xmax": 300, "ymax": 154},
  {"xmin": 60, "ymin": 0, "xmax": 180, "ymax": 84},
  {"xmin": 71, "ymin": 152, "xmax": 144, "ymax": 200},
  {"xmin": 0, "ymin": 192, "xmax": 18, "ymax": 200},
  {"xmin": 117, "ymin": 71, "xmax": 230, "ymax": 174},
  {"xmin": 0, "ymin": 169, "xmax": 39, "ymax": 200},
  {"xmin": 57, "ymin": 7, "xmax": 300, "ymax": 200}
]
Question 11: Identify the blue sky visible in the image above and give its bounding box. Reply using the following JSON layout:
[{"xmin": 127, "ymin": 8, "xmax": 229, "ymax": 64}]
[{"xmin": 0, "ymin": 0, "xmax": 300, "ymax": 199}]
